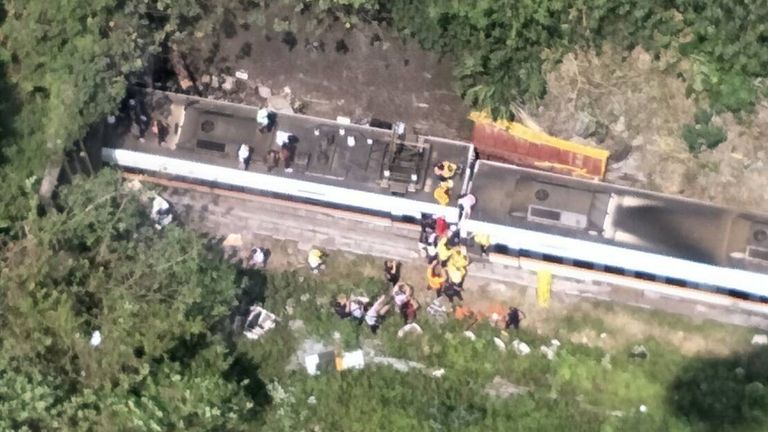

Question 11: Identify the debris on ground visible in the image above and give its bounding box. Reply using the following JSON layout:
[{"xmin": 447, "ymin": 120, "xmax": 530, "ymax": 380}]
[
  {"xmin": 89, "ymin": 330, "xmax": 102, "ymax": 347},
  {"xmin": 630, "ymin": 344, "xmax": 649, "ymax": 360},
  {"xmin": 463, "ymin": 330, "xmax": 477, "ymax": 341},
  {"xmin": 243, "ymin": 305, "xmax": 278, "ymax": 340},
  {"xmin": 484, "ymin": 376, "xmax": 530, "ymax": 399},
  {"xmin": 304, "ymin": 349, "xmax": 365, "ymax": 375},
  {"xmin": 223, "ymin": 233, "xmax": 243, "ymax": 247},
  {"xmin": 751, "ymin": 334, "xmax": 768, "ymax": 345},
  {"xmin": 150, "ymin": 195, "xmax": 173, "ymax": 229}
]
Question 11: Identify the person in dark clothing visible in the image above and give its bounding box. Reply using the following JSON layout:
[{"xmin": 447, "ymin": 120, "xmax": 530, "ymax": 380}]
[
  {"xmin": 442, "ymin": 280, "xmax": 464, "ymax": 304},
  {"xmin": 505, "ymin": 307, "xmax": 526, "ymax": 330},
  {"xmin": 384, "ymin": 260, "xmax": 401, "ymax": 286},
  {"xmin": 330, "ymin": 300, "xmax": 352, "ymax": 319}
]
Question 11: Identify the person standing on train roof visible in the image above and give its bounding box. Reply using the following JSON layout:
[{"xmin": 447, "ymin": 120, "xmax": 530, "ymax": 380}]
[
  {"xmin": 457, "ymin": 193, "xmax": 477, "ymax": 221},
  {"xmin": 433, "ymin": 183, "xmax": 450, "ymax": 206},
  {"xmin": 238, "ymin": 144, "xmax": 251, "ymax": 170},
  {"xmin": 433, "ymin": 161, "xmax": 457, "ymax": 181}
]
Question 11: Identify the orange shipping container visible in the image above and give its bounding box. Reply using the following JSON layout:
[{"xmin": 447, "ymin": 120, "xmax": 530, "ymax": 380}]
[{"xmin": 470, "ymin": 111, "xmax": 609, "ymax": 180}]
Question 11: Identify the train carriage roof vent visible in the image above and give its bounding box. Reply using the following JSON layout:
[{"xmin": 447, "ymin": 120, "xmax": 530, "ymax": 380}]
[
  {"xmin": 528, "ymin": 205, "xmax": 588, "ymax": 229},
  {"xmin": 746, "ymin": 246, "xmax": 768, "ymax": 262}
]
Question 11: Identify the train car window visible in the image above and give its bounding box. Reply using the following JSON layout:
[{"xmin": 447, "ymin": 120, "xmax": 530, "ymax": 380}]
[
  {"xmin": 604, "ymin": 265, "xmax": 625, "ymax": 275},
  {"xmin": 572, "ymin": 259, "xmax": 594, "ymax": 270},
  {"xmin": 664, "ymin": 277, "xmax": 688, "ymax": 287},
  {"xmin": 635, "ymin": 271, "xmax": 656, "ymax": 282},
  {"xmin": 541, "ymin": 253, "xmax": 565, "ymax": 264}
]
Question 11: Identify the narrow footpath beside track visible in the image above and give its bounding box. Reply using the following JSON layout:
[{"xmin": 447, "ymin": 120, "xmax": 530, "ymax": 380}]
[{"xmin": 126, "ymin": 173, "xmax": 768, "ymax": 330}]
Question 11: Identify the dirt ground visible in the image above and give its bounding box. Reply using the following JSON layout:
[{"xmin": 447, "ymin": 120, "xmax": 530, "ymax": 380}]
[{"xmin": 184, "ymin": 11, "xmax": 472, "ymax": 141}]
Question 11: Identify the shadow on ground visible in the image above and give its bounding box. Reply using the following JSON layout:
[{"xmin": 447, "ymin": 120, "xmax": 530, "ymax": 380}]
[{"xmin": 667, "ymin": 346, "xmax": 768, "ymax": 431}]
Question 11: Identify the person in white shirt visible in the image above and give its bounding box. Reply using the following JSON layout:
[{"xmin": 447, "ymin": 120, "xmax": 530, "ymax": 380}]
[
  {"xmin": 364, "ymin": 295, "xmax": 391, "ymax": 334},
  {"xmin": 457, "ymin": 193, "xmax": 477, "ymax": 221},
  {"xmin": 238, "ymin": 144, "xmax": 251, "ymax": 170}
]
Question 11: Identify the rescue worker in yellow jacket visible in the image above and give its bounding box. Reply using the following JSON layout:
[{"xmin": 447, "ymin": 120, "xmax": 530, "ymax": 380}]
[
  {"xmin": 433, "ymin": 161, "xmax": 457, "ymax": 181},
  {"xmin": 307, "ymin": 248, "xmax": 326, "ymax": 273},
  {"xmin": 436, "ymin": 236, "xmax": 452, "ymax": 264}
]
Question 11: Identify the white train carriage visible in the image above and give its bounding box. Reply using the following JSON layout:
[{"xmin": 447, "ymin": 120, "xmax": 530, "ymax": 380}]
[
  {"xmin": 466, "ymin": 160, "xmax": 768, "ymax": 307},
  {"xmin": 102, "ymin": 90, "xmax": 474, "ymax": 224}
]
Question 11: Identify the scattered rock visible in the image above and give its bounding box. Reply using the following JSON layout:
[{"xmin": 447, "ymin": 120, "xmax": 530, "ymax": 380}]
[
  {"xmin": 751, "ymin": 334, "xmax": 768, "ymax": 345},
  {"xmin": 307, "ymin": 396, "xmax": 317, "ymax": 405},
  {"xmin": 463, "ymin": 331, "xmax": 477, "ymax": 341},
  {"xmin": 258, "ymin": 85, "xmax": 272, "ymax": 99},
  {"xmin": 288, "ymin": 320, "xmax": 305, "ymax": 331},
  {"xmin": 540, "ymin": 346, "xmax": 556, "ymax": 360},
  {"xmin": 639, "ymin": 404, "xmax": 648, "ymax": 413},
  {"xmin": 268, "ymin": 95, "xmax": 294, "ymax": 113},
  {"xmin": 574, "ymin": 112, "xmax": 597, "ymax": 138},
  {"xmin": 493, "ymin": 337, "xmax": 507, "ymax": 352},
  {"xmin": 484, "ymin": 376, "xmax": 530, "ymax": 399},
  {"xmin": 221, "ymin": 75, "xmax": 236, "ymax": 92},
  {"xmin": 511, "ymin": 339, "xmax": 531, "ymax": 356},
  {"xmin": 370, "ymin": 356, "xmax": 427, "ymax": 372},
  {"xmin": 223, "ymin": 233, "xmax": 243, "ymax": 247},
  {"xmin": 397, "ymin": 323, "xmax": 423, "ymax": 338}
]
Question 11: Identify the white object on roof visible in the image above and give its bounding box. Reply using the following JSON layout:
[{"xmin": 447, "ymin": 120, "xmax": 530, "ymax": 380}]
[
  {"xmin": 366, "ymin": 138, "xmax": 373, "ymax": 145},
  {"xmin": 235, "ymin": 69, "xmax": 249, "ymax": 80},
  {"xmin": 243, "ymin": 306, "xmax": 278, "ymax": 340},
  {"xmin": 752, "ymin": 334, "xmax": 768, "ymax": 345},
  {"xmin": 336, "ymin": 116, "xmax": 351, "ymax": 124},
  {"xmin": 347, "ymin": 136, "xmax": 356, "ymax": 147},
  {"xmin": 238, "ymin": 144, "xmax": 250, "ymax": 162},
  {"xmin": 276, "ymin": 130, "xmax": 291, "ymax": 146},
  {"xmin": 339, "ymin": 128, "xmax": 345, "ymax": 136},
  {"xmin": 89, "ymin": 330, "xmax": 102, "ymax": 347}
]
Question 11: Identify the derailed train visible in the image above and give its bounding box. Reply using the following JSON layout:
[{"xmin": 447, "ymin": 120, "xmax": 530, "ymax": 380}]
[{"xmin": 101, "ymin": 90, "xmax": 768, "ymax": 311}]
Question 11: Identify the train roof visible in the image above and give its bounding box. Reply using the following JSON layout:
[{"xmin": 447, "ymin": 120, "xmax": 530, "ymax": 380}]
[
  {"xmin": 469, "ymin": 160, "xmax": 768, "ymax": 274},
  {"xmin": 106, "ymin": 90, "xmax": 474, "ymax": 205}
]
